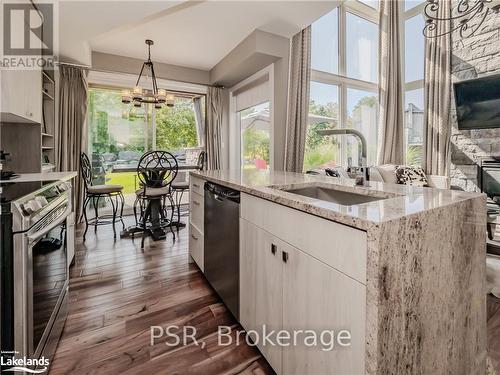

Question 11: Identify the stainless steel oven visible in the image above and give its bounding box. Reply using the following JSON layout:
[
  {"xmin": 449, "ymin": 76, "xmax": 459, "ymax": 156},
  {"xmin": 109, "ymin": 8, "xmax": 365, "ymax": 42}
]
[{"xmin": 9, "ymin": 180, "xmax": 72, "ymax": 370}]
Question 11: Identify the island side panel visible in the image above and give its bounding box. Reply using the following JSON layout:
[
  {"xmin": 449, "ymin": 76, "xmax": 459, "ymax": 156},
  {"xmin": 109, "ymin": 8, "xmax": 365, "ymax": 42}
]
[{"xmin": 366, "ymin": 195, "xmax": 487, "ymax": 375}]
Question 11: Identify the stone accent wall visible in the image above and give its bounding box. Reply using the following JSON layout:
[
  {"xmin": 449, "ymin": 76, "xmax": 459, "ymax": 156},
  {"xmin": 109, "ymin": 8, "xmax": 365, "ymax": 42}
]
[{"xmin": 450, "ymin": 9, "xmax": 500, "ymax": 191}]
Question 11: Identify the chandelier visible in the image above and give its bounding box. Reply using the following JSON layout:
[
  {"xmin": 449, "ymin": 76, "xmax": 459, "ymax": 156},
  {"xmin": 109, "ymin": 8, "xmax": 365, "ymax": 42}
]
[
  {"xmin": 423, "ymin": 0, "xmax": 500, "ymax": 39},
  {"xmin": 121, "ymin": 39, "xmax": 174, "ymax": 108}
]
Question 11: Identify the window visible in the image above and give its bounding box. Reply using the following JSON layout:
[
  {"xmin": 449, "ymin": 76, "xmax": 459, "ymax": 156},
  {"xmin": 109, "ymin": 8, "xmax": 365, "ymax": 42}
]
[
  {"xmin": 307, "ymin": 4, "xmax": 379, "ymax": 172},
  {"xmin": 346, "ymin": 88, "xmax": 378, "ymax": 165},
  {"xmin": 230, "ymin": 67, "xmax": 272, "ymax": 170},
  {"xmin": 346, "ymin": 12, "xmax": 378, "ymax": 83},
  {"xmin": 240, "ymin": 102, "xmax": 270, "ymax": 170},
  {"xmin": 305, "ymin": 82, "xmax": 339, "ymax": 171},
  {"xmin": 357, "ymin": 0, "xmax": 378, "ymax": 9},
  {"xmin": 405, "ymin": 0, "xmax": 423, "ymax": 11},
  {"xmin": 87, "ymin": 87, "xmax": 205, "ymax": 211},
  {"xmin": 405, "ymin": 88, "xmax": 424, "ymax": 165},
  {"xmin": 404, "ymin": 14, "xmax": 425, "ymax": 83},
  {"xmin": 402, "ymin": 2, "xmax": 425, "ymax": 164},
  {"xmin": 311, "ymin": 8, "xmax": 339, "ymax": 75}
]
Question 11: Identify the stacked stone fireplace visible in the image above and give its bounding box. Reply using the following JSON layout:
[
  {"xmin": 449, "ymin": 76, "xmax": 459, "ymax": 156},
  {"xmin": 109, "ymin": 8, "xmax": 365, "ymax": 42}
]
[{"xmin": 450, "ymin": 9, "xmax": 500, "ymax": 191}]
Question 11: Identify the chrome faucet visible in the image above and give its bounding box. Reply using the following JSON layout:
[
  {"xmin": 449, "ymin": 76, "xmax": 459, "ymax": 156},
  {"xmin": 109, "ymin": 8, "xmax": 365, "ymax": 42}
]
[{"xmin": 317, "ymin": 129, "xmax": 369, "ymax": 184}]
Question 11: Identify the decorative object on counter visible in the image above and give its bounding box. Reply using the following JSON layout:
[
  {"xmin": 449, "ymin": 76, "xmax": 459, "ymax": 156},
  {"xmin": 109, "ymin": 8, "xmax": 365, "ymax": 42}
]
[
  {"xmin": 395, "ymin": 165, "xmax": 429, "ymax": 186},
  {"xmin": 369, "ymin": 164, "xmax": 449, "ymax": 189},
  {"xmin": 80, "ymin": 152, "xmax": 125, "ymax": 240},
  {"xmin": 121, "ymin": 39, "xmax": 173, "ymax": 109},
  {"xmin": 423, "ymin": 0, "xmax": 500, "ymax": 39}
]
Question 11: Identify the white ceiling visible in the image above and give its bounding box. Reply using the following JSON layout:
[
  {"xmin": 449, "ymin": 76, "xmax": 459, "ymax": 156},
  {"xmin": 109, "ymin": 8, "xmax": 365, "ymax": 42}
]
[{"xmin": 58, "ymin": 1, "xmax": 338, "ymax": 70}]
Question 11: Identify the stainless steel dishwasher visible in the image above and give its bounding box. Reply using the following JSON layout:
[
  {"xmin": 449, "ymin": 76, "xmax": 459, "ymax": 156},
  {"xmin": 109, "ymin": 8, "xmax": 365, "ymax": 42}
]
[{"xmin": 204, "ymin": 182, "xmax": 240, "ymax": 320}]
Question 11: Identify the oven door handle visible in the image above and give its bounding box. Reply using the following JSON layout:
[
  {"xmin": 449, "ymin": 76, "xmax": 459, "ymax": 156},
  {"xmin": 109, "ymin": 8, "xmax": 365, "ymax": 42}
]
[{"xmin": 28, "ymin": 203, "xmax": 72, "ymax": 243}]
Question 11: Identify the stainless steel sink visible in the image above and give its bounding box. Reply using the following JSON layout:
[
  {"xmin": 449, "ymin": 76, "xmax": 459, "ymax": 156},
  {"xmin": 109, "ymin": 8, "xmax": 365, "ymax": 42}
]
[{"xmin": 281, "ymin": 186, "xmax": 389, "ymax": 206}]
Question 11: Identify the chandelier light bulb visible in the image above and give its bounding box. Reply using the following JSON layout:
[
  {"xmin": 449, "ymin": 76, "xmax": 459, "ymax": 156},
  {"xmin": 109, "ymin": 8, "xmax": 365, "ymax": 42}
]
[
  {"xmin": 132, "ymin": 86, "xmax": 143, "ymax": 101},
  {"xmin": 157, "ymin": 89, "xmax": 167, "ymax": 103},
  {"xmin": 121, "ymin": 90, "xmax": 132, "ymax": 104}
]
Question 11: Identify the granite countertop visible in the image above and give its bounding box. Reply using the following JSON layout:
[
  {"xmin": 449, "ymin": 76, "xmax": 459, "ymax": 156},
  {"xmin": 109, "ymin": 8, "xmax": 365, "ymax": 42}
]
[
  {"xmin": 0, "ymin": 171, "xmax": 77, "ymax": 183},
  {"xmin": 191, "ymin": 169, "xmax": 485, "ymax": 230}
]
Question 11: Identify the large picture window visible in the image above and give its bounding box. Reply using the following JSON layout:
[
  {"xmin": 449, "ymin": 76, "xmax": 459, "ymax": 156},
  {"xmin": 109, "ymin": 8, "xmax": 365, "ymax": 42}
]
[
  {"xmin": 306, "ymin": 2, "xmax": 379, "ymax": 172},
  {"xmin": 87, "ymin": 87, "xmax": 205, "ymax": 209},
  {"xmin": 402, "ymin": 1, "xmax": 425, "ymax": 165}
]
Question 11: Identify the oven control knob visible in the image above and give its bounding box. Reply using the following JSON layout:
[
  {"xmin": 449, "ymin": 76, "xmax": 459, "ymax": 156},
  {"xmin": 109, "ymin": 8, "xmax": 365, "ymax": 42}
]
[
  {"xmin": 22, "ymin": 202, "xmax": 34, "ymax": 214},
  {"xmin": 31, "ymin": 199, "xmax": 43, "ymax": 211},
  {"xmin": 58, "ymin": 182, "xmax": 70, "ymax": 192},
  {"xmin": 23, "ymin": 199, "xmax": 41, "ymax": 214},
  {"xmin": 35, "ymin": 196, "xmax": 48, "ymax": 207}
]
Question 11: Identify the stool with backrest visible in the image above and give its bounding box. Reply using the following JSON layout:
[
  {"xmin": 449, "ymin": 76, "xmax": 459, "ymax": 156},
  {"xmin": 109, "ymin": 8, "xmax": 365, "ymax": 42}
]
[
  {"xmin": 80, "ymin": 152, "xmax": 125, "ymax": 240},
  {"xmin": 134, "ymin": 151, "xmax": 178, "ymax": 248}
]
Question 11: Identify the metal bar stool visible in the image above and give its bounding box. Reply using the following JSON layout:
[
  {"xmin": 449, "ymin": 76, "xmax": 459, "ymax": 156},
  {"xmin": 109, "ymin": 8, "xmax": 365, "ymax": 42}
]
[{"xmin": 80, "ymin": 152, "xmax": 125, "ymax": 240}]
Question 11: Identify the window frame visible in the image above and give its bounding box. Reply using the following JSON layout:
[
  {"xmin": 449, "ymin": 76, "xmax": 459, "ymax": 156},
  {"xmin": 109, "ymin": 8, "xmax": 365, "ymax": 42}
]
[
  {"xmin": 309, "ymin": 2, "xmax": 379, "ymax": 167},
  {"xmin": 87, "ymin": 70, "xmax": 207, "ymax": 152},
  {"xmin": 229, "ymin": 65, "xmax": 275, "ymax": 171},
  {"xmin": 401, "ymin": 1, "xmax": 426, "ymax": 164}
]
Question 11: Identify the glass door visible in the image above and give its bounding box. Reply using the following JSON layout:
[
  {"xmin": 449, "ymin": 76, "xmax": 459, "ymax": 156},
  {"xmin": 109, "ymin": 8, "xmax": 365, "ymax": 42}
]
[
  {"xmin": 238, "ymin": 102, "xmax": 270, "ymax": 170},
  {"xmin": 87, "ymin": 87, "xmax": 154, "ymax": 211}
]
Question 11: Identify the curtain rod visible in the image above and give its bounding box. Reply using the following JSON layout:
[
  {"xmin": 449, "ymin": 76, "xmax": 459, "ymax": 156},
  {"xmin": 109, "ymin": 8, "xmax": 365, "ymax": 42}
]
[{"xmin": 57, "ymin": 61, "xmax": 91, "ymax": 69}]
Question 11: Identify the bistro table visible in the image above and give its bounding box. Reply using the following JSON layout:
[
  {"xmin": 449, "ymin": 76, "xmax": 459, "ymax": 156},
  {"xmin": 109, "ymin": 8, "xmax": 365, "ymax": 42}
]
[{"xmin": 113, "ymin": 163, "xmax": 199, "ymax": 240}]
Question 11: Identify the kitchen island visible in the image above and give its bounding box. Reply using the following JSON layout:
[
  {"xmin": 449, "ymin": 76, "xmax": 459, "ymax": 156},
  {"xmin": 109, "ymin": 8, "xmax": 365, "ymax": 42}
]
[{"xmin": 189, "ymin": 169, "xmax": 486, "ymax": 375}]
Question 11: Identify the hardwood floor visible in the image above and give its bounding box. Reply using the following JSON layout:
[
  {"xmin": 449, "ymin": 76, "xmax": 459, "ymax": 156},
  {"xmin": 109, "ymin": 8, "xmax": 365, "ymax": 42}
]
[{"xmin": 49, "ymin": 218, "xmax": 274, "ymax": 375}]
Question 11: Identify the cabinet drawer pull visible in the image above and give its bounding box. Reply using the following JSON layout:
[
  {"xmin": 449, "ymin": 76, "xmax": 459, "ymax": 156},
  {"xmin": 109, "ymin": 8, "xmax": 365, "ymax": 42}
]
[
  {"xmin": 191, "ymin": 234, "xmax": 199, "ymax": 241},
  {"xmin": 192, "ymin": 200, "xmax": 200, "ymax": 206},
  {"xmin": 282, "ymin": 251, "xmax": 289, "ymax": 263},
  {"xmin": 271, "ymin": 244, "xmax": 277, "ymax": 255},
  {"xmin": 193, "ymin": 183, "xmax": 200, "ymax": 188}
]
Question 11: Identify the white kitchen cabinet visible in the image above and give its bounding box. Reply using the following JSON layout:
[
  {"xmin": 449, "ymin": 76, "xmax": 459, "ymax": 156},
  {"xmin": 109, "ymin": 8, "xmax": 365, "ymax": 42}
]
[
  {"xmin": 240, "ymin": 218, "xmax": 283, "ymax": 373},
  {"xmin": 189, "ymin": 190, "xmax": 204, "ymax": 233},
  {"xmin": 241, "ymin": 193, "xmax": 367, "ymax": 284},
  {"xmin": 189, "ymin": 224, "xmax": 204, "ymax": 272},
  {"xmin": 0, "ymin": 2, "xmax": 42, "ymax": 124},
  {"xmin": 240, "ymin": 194, "xmax": 367, "ymax": 375},
  {"xmin": 189, "ymin": 182, "xmax": 205, "ymax": 271},
  {"xmin": 282, "ymin": 241, "xmax": 366, "ymax": 375},
  {"xmin": 1, "ymin": 68, "xmax": 42, "ymax": 124}
]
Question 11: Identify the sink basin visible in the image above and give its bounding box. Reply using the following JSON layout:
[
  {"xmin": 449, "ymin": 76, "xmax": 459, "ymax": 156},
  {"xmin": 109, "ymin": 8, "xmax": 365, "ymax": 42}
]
[{"xmin": 281, "ymin": 186, "xmax": 389, "ymax": 206}]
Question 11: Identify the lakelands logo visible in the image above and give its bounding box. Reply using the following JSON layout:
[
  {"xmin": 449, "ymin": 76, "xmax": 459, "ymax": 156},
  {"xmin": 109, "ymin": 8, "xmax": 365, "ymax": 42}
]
[
  {"xmin": 0, "ymin": 354, "xmax": 49, "ymax": 373},
  {"xmin": 2, "ymin": 1, "xmax": 58, "ymax": 69}
]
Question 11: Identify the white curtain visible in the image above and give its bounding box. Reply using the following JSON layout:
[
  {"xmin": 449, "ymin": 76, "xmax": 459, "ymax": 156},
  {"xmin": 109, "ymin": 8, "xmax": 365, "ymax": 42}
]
[
  {"xmin": 57, "ymin": 65, "xmax": 89, "ymax": 222},
  {"xmin": 205, "ymin": 86, "xmax": 224, "ymax": 170},
  {"xmin": 377, "ymin": 0, "xmax": 405, "ymax": 165},
  {"xmin": 284, "ymin": 26, "xmax": 311, "ymax": 173},
  {"xmin": 423, "ymin": 0, "xmax": 452, "ymax": 176}
]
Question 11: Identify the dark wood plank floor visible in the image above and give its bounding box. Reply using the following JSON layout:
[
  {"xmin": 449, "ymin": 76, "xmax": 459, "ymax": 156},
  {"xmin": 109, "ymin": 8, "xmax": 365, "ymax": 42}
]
[{"xmin": 49, "ymin": 218, "xmax": 273, "ymax": 375}]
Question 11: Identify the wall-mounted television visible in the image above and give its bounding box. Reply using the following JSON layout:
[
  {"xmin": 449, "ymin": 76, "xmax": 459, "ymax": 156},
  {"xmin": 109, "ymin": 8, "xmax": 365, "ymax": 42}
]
[{"xmin": 454, "ymin": 73, "xmax": 500, "ymax": 130}]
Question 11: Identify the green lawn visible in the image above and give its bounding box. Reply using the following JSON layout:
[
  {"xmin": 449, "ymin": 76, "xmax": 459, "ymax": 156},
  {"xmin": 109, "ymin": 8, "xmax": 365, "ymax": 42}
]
[{"xmin": 105, "ymin": 172, "xmax": 138, "ymax": 195}]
